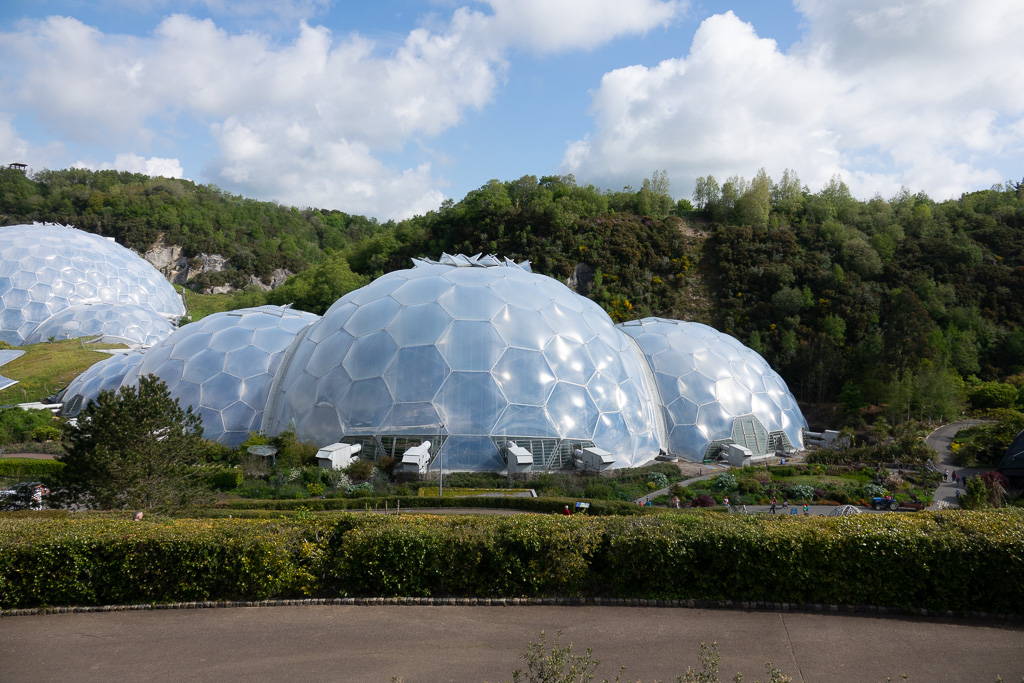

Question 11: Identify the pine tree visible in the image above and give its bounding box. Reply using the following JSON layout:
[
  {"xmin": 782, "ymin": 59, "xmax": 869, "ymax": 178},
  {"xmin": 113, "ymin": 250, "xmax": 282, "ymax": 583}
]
[{"xmin": 57, "ymin": 374, "xmax": 210, "ymax": 510}]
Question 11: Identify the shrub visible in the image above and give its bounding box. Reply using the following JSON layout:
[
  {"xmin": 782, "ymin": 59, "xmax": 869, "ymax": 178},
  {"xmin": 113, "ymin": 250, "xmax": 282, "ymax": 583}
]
[
  {"xmin": 711, "ymin": 474, "xmax": 738, "ymax": 492},
  {"xmin": 7, "ymin": 510, "xmax": 1024, "ymax": 613},
  {"xmin": 692, "ymin": 494, "xmax": 715, "ymax": 507},
  {"xmin": 787, "ymin": 484, "xmax": 814, "ymax": 500},
  {"xmin": 345, "ymin": 460, "xmax": 373, "ymax": 482},
  {"xmin": 863, "ymin": 483, "xmax": 887, "ymax": 498},
  {"xmin": 737, "ymin": 478, "xmax": 762, "ymax": 495},
  {"xmin": 346, "ymin": 482, "xmax": 373, "ymax": 497},
  {"xmin": 30, "ymin": 425, "xmax": 62, "ymax": 442},
  {"xmin": 0, "ymin": 458, "xmax": 64, "ymax": 480},
  {"xmin": 210, "ymin": 468, "xmax": 243, "ymax": 491},
  {"xmin": 0, "ymin": 408, "xmax": 59, "ymax": 446},
  {"xmin": 832, "ymin": 490, "xmax": 852, "ymax": 505},
  {"xmin": 648, "ymin": 472, "xmax": 669, "ymax": 489}
]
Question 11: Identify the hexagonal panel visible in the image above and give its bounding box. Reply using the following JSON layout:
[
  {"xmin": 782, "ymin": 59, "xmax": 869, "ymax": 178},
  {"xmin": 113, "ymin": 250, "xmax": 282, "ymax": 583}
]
[
  {"xmin": 492, "ymin": 347, "xmax": 556, "ymax": 406},
  {"xmin": 492, "ymin": 304, "xmax": 554, "ymax": 350},
  {"xmin": 436, "ymin": 371, "xmax": 505, "ymax": 435},
  {"xmin": 436, "ymin": 320, "xmax": 504, "ymax": 371},
  {"xmin": 385, "ymin": 345, "xmax": 449, "ymax": 403},
  {"xmin": 387, "ymin": 302, "xmax": 452, "ymax": 347},
  {"xmin": 343, "ymin": 330, "xmax": 398, "ymax": 380},
  {"xmin": 438, "ymin": 285, "xmax": 505, "ymax": 320}
]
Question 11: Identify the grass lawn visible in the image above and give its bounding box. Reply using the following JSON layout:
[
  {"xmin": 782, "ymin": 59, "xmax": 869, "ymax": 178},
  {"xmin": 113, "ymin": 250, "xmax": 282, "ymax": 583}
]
[
  {"xmin": 180, "ymin": 286, "xmax": 267, "ymax": 321},
  {"xmin": 0, "ymin": 339, "xmax": 125, "ymax": 404}
]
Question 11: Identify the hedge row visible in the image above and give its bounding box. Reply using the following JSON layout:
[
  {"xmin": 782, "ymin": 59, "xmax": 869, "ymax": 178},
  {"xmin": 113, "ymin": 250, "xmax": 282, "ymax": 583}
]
[
  {"xmin": 2, "ymin": 510, "xmax": 1022, "ymax": 613},
  {"xmin": 213, "ymin": 495, "xmax": 648, "ymax": 516},
  {"xmin": 0, "ymin": 458, "xmax": 64, "ymax": 479}
]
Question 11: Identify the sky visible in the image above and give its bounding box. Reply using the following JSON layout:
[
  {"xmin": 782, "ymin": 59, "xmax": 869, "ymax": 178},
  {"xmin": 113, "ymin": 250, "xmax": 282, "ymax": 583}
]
[{"xmin": 2, "ymin": 0, "xmax": 1023, "ymax": 221}]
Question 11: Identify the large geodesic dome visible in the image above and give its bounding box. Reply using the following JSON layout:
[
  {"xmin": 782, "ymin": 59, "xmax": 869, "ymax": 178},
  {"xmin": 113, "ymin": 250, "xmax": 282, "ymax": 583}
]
[
  {"xmin": 262, "ymin": 254, "xmax": 666, "ymax": 471},
  {"xmin": 59, "ymin": 352, "xmax": 145, "ymax": 417},
  {"xmin": 121, "ymin": 305, "xmax": 320, "ymax": 446},
  {"xmin": 618, "ymin": 318, "xmax": 806, "ymax": 460},
  {"xmin": 23, "ymin": 302, "xmax": 174, "ymax": 347},
  {"xmin": 0, "ymin": 223, "xmax": 184, "ymax": 345}
]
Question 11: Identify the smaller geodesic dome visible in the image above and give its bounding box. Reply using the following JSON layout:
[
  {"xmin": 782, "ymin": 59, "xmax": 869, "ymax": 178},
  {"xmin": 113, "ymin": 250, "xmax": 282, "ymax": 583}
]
[
  {"xmin": 121, "ymin": 305, "xmax": 320, "ymax": 446},
  {"xmin": 23, "ymin": 302, "xmax": 174, "ymax": 347},
  {"xmin": 618, "ymin": 318, "xmax": 806, "ymax": 462},
  {"xmin": 0, "ymin": 223, "xmax": 184, "ymax": 345},
  {"xmin": 59, "ymin": 352, "xmax": 145, "ymax": 417}
]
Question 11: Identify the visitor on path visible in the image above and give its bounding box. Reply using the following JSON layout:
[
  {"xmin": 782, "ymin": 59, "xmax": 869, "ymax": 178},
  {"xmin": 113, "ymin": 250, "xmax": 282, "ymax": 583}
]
[
  {"xmin": 723, "ymin": 496, "xmax": 730, "ymax": 509},
  {"xmin": 782, "ymin": 498, "xmax": 789, "ymax": 508},
  {"xmin": 956, "ymin": 489, "xmax": 961, "ymax": 503},
  {"xmin": 770, "ymin": 498, "xmax": 777, "ymax": 514},
  {"xmin": 563, "ymin": 505, "xmax": 571, "ymax": 515},
  {"xmin": 944, "ymin": 469, "xmax": 949, "ymax": 482},
  {"xmin": 802, "ymin": 504, "xmax": 810, "ymax": 516},
  {"xmin": 741, "ymin": 503, "xmax": 747, "ymax": 515}
]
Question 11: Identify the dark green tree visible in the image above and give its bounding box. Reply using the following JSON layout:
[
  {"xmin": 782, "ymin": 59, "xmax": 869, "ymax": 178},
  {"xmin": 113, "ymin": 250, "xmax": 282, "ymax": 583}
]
[{"xmin": 57, "ymin": 375, "xmax": 210, "ymax": 510}]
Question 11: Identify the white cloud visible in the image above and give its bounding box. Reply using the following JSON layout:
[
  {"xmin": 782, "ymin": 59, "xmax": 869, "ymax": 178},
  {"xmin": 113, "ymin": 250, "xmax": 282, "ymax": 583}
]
[
  {"xmin": 84, "ymin": 153, "xmax": 185, "ymax": 178},
  {"xmin": 0, "ymin": 2, "xmax": 686, "ymax": 219},
  {"xmin": 563, "ymin": 2, "xmax": 1024, "ymax": 201},
  {"xmin": 481, "ymin": 0, "xmax": 685, "ymax": 53}
]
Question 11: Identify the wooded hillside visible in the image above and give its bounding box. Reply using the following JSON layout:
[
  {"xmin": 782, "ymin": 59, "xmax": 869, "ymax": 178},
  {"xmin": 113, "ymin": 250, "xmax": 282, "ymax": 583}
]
[{"xmin": 3, "ymin": 166, "xmax": 1023, "ymax": 426}]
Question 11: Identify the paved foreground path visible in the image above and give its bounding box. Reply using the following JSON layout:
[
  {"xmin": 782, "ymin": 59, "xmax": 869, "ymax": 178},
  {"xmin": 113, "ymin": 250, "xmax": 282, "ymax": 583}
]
[{"xmin": 3, "ymin": 605, "xmax": 1022, "ymax": 682}]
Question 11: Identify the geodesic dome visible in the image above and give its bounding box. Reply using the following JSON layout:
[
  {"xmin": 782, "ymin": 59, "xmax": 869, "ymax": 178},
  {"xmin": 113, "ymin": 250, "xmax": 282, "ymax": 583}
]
[
  {"xmin": 618, "ymin": 318, "xmax": 806, "ymax": 461},
  {"xmin": 262, "ymin": 254, "xmax": 665, "ymax": 471},
  {"xmin": 0, "ymin": 223, "xmax": 184, "ymax": 345},
  {"xmin": 23, "ymin": 302, "xmax": 174, "ymax": 347},
  {"xmin": 59, "ymin": 352, "xmax": 145, "ymax": 417},
  {"xmin": 121, "ymin": 305, "xmax": 320, "ymax": 446}
]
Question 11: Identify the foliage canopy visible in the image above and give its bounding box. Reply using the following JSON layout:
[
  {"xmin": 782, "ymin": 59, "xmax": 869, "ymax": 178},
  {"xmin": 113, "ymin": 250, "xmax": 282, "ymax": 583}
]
[{"xmin": 57, "ymin": 374, "xmax": 210, "ymax": 510}]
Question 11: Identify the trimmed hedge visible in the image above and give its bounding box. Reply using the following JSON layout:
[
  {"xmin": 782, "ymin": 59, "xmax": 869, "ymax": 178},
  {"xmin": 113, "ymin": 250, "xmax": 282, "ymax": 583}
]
[
  {"xmin": 2, "ymin": 510, "xmax": 1022, "ymax": 612},
  {"xmin": 213, "ymin": 495, "xmax": 648, "ymax": 516},
  {"xmin": 0, "ymin": 457, "xmax": 64, "ymax": 479}
]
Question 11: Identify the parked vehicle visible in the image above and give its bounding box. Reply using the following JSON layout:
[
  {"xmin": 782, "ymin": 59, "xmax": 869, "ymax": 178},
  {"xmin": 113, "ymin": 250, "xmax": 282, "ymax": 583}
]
[{"xmin": 871, "ymin": 496, "xmax": 899, "ymax": 511}]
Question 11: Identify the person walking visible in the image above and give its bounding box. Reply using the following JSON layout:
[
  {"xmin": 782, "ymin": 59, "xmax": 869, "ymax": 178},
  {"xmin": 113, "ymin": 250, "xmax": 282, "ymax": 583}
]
[
  {"xmin": 943, "ymin": 469, "xmax": 949, "ymax": 482},
  {"xmin": 802, "ymin": 504, "xmax": 810, "ymax": 516},
  {"xmin": 769, "ymin": 498, "xmax": 777, "ymax": 514}
]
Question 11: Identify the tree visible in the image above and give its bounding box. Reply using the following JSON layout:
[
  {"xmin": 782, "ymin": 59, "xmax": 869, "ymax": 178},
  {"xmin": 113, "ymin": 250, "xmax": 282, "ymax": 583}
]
[
  {"xmin": 57, "ymin": 375, "xmax": 211, "ymax": 510},
  {"xmin": 736, "ymin": 167, "xmax": 771, "ymax": 228},
  {"xmin": 692, "ymin": 175, "xmax": 720, "ymax": 213},
  {"xmin": 267, "ymin": 251, "xmax": 369, "ymax": 314}
]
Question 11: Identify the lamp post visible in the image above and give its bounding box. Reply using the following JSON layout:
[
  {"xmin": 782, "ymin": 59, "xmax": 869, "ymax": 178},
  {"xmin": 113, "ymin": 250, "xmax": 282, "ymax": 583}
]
[{"xmin": 437, "ymin": 423, "xmax": 445, "ymax": 498}]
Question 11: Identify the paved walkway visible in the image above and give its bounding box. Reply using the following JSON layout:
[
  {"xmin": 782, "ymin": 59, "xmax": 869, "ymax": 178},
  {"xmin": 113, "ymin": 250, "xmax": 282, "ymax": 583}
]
[
  {"xmin": 925, "ymin": 420, "xmax": 992, "ymax": 510},
  {"xmin": 2, "ymin": 604, "xmax": 1021, "ymax": 682}
]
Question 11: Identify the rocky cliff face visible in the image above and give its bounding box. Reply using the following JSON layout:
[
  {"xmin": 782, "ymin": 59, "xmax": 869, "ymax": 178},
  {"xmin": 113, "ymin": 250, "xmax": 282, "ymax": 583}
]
[
  {"xmin": 142, "ymin": 240, "xmax": 188, "ymax": 284},
  {"xmin": 142, "ymin": 236, "xmax": 289, "ymax": 294}
]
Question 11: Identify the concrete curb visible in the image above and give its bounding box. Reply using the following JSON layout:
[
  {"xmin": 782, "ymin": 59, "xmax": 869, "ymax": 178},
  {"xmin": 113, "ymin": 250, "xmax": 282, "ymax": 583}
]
[{"xmin": 4, "ymin": 596, "xmax": 1020, "ymax": 622}]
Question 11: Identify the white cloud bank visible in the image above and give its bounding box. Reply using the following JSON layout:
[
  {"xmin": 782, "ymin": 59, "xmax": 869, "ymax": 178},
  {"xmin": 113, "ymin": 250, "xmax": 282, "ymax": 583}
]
[
  {"xmin": 562, "ymin": 0, "xmax": 1024, "ymax": 201},
  {"xmin": 0, "ymin": 1, "xmax": 684, "ymax": 219}
]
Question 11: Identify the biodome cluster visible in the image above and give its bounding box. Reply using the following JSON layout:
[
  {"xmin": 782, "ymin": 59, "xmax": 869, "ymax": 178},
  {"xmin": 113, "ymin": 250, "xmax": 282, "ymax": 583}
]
[{"xmin": 2, "ymin": 224, "xmax": 806, "ymax": 469}]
